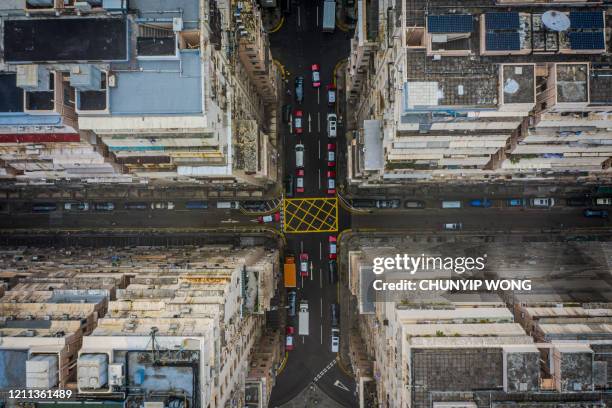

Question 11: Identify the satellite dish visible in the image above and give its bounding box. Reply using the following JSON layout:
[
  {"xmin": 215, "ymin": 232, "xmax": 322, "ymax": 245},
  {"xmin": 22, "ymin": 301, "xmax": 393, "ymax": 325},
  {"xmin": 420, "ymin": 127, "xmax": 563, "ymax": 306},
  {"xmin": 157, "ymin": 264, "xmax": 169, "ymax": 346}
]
[
  {"xmin": 541, "ymin": 11, "xmax": 571, "ymax": 32},
  {"xmin": 504, "ymin": 79, "xmax": 520, "ymax": 94}
]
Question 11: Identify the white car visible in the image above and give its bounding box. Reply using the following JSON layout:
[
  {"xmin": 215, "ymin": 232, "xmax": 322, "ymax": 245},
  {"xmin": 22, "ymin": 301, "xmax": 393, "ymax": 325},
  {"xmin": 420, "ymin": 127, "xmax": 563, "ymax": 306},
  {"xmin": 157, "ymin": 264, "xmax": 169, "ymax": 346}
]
[
  {"xmin": 530, "ymin": 198, "xmax": 554, "ymax": 208},
  {"xmin": 151, "ymin": 201, "xmax": 175, "ymax": 210},
  {"xmin": 64, "ymin": 202, "xmax": 89, "ymax": 211},
  {"xmin": 595, "ymin": 198, "xmax": 612, "ymax": 206},
  {"xmin": 331, "ymin": 328, "xmax": 340, "ymax": 353},
  {"xmin": 327, "ymin": 113, "xmax": 337, "ymax": 138},
  {"xmin": 443, "ymin": 223, "xmax": 463, "ymax": 230}
]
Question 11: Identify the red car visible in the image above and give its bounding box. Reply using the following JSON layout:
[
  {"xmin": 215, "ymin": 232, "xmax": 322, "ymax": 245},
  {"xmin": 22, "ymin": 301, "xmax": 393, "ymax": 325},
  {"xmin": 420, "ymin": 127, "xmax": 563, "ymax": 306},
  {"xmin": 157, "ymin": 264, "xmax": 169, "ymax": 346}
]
[
  {"xmin": 286, "ymin": 326, "xmax": 295, "ymax": 351},
  {"xmin": 326, "ymin": 170, "xmax": 336, "ymax": 195},
  {"xmin": 311, "ymin": 64, "xmax": 321, "ymax": 88},
  {"xmin": 328, "ymin": 236, "xmax": 337, "ymax": 260},
  {"xmin": 299, "ymin": 252, "xmax": 309, "ymax": 277},
  {"xmin": 257, "ymin": 212, "xmax": 281, "ymax": 223},
  {"xmin": 293, "ymin": 110, "xmax": 303, "ymax": 134},
  {"xmin": 296, "ymin": 169, "xmax": 305, "ymax": 193},
  {"xmin": 327, "ymin": 143, "xmax": 336, "ymax": 167}
]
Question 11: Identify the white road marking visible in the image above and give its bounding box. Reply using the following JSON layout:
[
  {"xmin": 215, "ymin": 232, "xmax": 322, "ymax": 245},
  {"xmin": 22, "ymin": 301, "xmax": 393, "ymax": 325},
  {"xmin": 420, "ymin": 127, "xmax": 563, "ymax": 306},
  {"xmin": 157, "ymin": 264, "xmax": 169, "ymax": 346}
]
[
  {"xmin": 318, "ymin": 139, "xmax": 321, "ymax": 159},
  {"xmin": 297, "ymin": 6, "xmax": 301, "ymax": 27},
  {"xmin": 320, "ymin": 297, "xmax": 323, "ymax": 317},
  {"xmin": 300, "ymin": 240, "xmax": 304, "ymax": 252},
  {"xmin": 318, "ymin": 169, "xmax": 321, "ymax": 189},
  {"xmin": 320, "ymin": 324, "xmax": 323, "ymax": 344},
  {"xmin": 316, "ymin": 6, "xmax": 319, "ymax": 26},
  {"xmin": 317, "ymin": 88, "xmax": 320, "ymax": 104},
  {"xmin": 334, "ymin": 380, "xmax": 350, "ymax": 392},
  {"xmin": 313, "ymin": 359, "xmax": 337, "ymax": 382},
  {"xmin": 317, "ymin": 112, "xmax": 321, "ymax": 132}
]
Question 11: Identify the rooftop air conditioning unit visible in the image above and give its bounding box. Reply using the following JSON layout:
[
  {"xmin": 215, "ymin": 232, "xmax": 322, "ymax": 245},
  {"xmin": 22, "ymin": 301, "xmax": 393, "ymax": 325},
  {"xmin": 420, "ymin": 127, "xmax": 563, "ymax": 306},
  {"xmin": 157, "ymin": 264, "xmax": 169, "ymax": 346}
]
[
  {"xmin": 173, "ymin": 17, "xmax": 184, "ymax": 32},
  {"xmin": 75, "ymin": 2, "xmax": 93, "ymax": 12}
]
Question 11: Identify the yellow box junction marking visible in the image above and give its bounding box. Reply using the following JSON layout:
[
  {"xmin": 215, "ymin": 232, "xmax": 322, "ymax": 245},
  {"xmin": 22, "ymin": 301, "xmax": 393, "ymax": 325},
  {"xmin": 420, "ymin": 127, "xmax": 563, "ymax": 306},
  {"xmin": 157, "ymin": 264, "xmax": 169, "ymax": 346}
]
[{"xmin": 283, "ymin": 197, "xmax": 338, "ymax": 233}]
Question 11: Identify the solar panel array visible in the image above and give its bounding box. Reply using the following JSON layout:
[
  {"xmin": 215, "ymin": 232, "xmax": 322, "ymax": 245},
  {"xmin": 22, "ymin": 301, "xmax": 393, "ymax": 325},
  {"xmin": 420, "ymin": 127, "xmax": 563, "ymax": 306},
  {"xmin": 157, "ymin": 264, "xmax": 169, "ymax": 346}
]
[
  {"xmin": 485, "ymin": 12, "xmax": 520, "ymax": 30},
  {"xmin": 569, "ymin": 31, "xmax": 605, "ymax": 50},
  {"xmin": 486, "ymin": 32, "xmax": 521, "ymax": 51},
  {"xmin": 569, "ymin": 11, "xmax": 604, "ymax": 29},
  {"xmin": 427, "ymin": 15, "xmax": 473, "ymax": 33}
]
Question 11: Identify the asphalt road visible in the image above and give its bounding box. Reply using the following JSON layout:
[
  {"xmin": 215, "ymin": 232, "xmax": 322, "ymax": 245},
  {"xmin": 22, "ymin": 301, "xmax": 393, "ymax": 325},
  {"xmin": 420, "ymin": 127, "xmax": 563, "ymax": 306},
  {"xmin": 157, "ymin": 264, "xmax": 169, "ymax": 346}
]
[{"xmin": 268, "ymin": 1, "xmax": 356, "ymax": 406}]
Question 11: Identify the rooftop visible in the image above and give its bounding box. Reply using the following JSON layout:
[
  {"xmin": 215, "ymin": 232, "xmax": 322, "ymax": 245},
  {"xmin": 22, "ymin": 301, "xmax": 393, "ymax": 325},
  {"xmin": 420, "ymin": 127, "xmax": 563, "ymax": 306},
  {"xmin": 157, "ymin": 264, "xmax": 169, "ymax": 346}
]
[
  {"xmin": 3, "ymin": 18, "xmax": 128, "ymax": 63},
  {"xmin": 108, "ymin": 51, "xmax": 202, "ymax": 115}
]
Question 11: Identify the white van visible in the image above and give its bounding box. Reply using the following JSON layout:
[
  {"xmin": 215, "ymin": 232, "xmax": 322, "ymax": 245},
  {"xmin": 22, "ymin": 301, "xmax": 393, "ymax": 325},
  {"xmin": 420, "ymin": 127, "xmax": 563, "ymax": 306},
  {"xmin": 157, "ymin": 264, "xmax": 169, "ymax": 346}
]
[
  {"xmin": 217, "ymin": 201, "xmax": 239, "ymax": 209},
  {"xmin": 441, "ymin": 200, "xmax": 462, "ymax": 209},
  {"xmin": 327, "ymin": 113, "xmax": 337, "ymax": 138},
  {"xmin": 295, "ymin": 144, "xmax": 305, "ymax": 168}
]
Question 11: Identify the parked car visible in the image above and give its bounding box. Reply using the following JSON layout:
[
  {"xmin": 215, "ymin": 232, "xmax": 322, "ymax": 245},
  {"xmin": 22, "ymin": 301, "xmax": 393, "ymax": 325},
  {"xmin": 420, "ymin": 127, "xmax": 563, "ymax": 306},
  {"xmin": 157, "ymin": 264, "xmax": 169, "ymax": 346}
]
[
  {"xmin": 296, "ymin": 168, "xmax": 305, "ymax": 193},
  {"xmin": 299, "ymin": 252, "xmax": 309, "ymax": 277},
  {"xmin": 64, "ymin": 202, "xmax": 89, "ymax": 211},
  {"xmin": 352, "ymin": 199, "xmax": 377, "ymax": 208},
  {"xmin": 124, "ymin": 202, "xmax": 148, "ymax": 210},
  {"xmin": 151, "ymin": 202, "xmax": 175, "ymax": 210},
  {"xmin": 257, "ymin": 212, "xmax": 281, "ymax": 223},
  {"xmin": 327, "ymin": 113, "xmax": 337, "ymax": 138},
  {"xmin": 331, "ymin": 328, "xmax": 340, "ymax": 353},
  {"xmin": 282, "ymin": 104, "xmax": 292, "ymax": 124},
  {"xmin": 284, "ymin": 175, "xmax": 294, "ymax": 198},
  {"xmin": 328, "ymin": 236, "xmax": 337, "ymax": 260},
  {"xmin": 330, "ymin": 303, "xmax": 340, "ymax": 327},
  {"xmin": 469, "ymin": 199, "xmax": 492, "ymax": 208},
  {"xmin": 583, "ymin": 209, "xmax": 609, "ymax": 218},
  {"xmin": 595, "ymin": 198, "xmax": 612, "ymax": 206},
  {"xmin": 326, "ymin": 170, "xmax": 336, "ymax": 195},
  {"xmin": 327, "ymin": 84, "xmax": 336, "ymax": 105},
  {"xmin": 32, "ymin": 203, "xmax": 57, "ymax": 213},
  {"xmin": 311, "ymin": 64, "xmax": 321, "ymax": 88},
  {"xmin": 295, "ymin": 144, "xmax": 305, "ymax": 168},
  {"xmin": 217, "ymin": 201, "xmax": 238, "ymax": 209},
  {"xmin": 566, "ymin": 197, "xmax": 588, "ymax": 207},
  {"xmin": 376, "ymin": 199, "xmax": 400, "ymax": 209},
  {"xmin": 443, "ymin": 223, "xmax": 463, "ymax": 230},
  {"xmin": 293, "ymin": 109, "xmax": 304, "ymax": 134},
  {"xmin": 328, "ymin": 260, "xmax": 338, "ymax": 284},
  {"xmin": 287, "ymin": 290, "xmax": 297, "ymax": 316},
  {"xmin": 507, "ymin": 198, "xmax": 526, "ymax": 207},
  {"xmin": 240, "ymin": 201, "xmax": 266, "ymax": 211},
  {"xmin": 295, "ymin": 76, "xmax": 304, "ymax": 103},
  {"xmin": 530, "ymin": 198, "xmax": 555, "ymax": 208},
  {"xmin": 286, "ymin": 326, "xmax": 295, "ymax": 351},
  {"xmin": 92, "ymin": 202, "xmax": 115, "ymax": 211},
  {"xmin": 404, "ymin": 200, "xmax": 425, "ymax": 209},
  {"xmin": 327, "ymin": 143, "xmax": 336, "ymax": 167}
]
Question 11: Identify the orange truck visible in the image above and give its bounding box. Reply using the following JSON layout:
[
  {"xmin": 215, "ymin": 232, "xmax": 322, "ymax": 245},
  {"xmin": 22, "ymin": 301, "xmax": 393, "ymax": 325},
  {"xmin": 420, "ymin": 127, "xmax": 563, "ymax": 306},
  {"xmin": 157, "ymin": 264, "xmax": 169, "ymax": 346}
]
[{"xmin": 284, "ymin": 255, "xmax": 297, "ymax": 288}]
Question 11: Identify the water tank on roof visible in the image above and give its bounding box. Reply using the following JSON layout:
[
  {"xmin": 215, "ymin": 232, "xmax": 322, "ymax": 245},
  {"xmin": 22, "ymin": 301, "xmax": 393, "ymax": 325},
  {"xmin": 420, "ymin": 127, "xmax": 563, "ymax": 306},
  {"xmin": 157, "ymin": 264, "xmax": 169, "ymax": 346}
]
[
  {"xmin": 26, "ymin": 354, "xmax": 59, "ymax": 389},
  {"xmin": 70, "ymin": 65, "xmax": 102, "ymax": 92},
  {"xmin": 77, "ymin": 354, "xmax": 109, "ymax": 390},
  {"xmin": 16, "ymin": 65, "xmax": 50, "ymax": 92}
]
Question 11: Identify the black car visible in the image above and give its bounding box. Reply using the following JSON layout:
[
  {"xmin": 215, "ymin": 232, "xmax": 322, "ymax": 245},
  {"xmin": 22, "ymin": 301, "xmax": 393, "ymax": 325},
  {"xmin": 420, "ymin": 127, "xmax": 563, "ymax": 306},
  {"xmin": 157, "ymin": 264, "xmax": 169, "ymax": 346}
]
[
  {"xmin": 566, "ymin": 197, "xmax": 588, "ymax": 207},
  {"xmin": 124, "ymin": 202, "xmax": 148, "ymax": 210},
  {"xmin": 281, "ymin": 0, "xmax": 291, "ymax": 15},
  {"xmin": 583, "ymin": 209, "xmax": 609, "ymax": 218},
  {"xmin": 241, "ymin": 201, "xmax": 268, "ymax": 212},
  {"xmin": 287, "ymin": 290, "xmax": 297, "ymax": 317},
  {"xmin": 328, "ymin": 260, "xmax": 338, "ymax": 284},
  {"xmin": 284, "ymin": 175, "xmax": 294, "ymax": 198},
  {"xmin": 295, "ymin": 76, "xmax": 304, "ymax": 104},
  {"xmin": 330, "ymin": 303, "xmax": 340, "ymax": 327},
  {"xmin": 351, "ymin": 199, "xmax": 377, "ymax": 208},
  {"xmin": 282, "ymin": 104, "xmax": 292, "ymax": 124}
]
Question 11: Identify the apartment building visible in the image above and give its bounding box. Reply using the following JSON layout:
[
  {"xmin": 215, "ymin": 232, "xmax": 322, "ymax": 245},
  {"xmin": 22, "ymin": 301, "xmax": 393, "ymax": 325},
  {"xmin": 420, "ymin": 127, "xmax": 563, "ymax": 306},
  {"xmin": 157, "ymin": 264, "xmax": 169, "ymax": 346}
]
[
  {"xmin": 346, "ymin": 239, "xmax": 612, "ymax": 407},
  {"xmin": 0, "ymin": 245, "xmax": 281, "ymax": 408},
  {"xmin": 346, "ymin": 0, "xmax": 612, "ymax": 186},
  {"xmin": 0, "ymin": 0, "xmax": 280, "ymax": 187}
]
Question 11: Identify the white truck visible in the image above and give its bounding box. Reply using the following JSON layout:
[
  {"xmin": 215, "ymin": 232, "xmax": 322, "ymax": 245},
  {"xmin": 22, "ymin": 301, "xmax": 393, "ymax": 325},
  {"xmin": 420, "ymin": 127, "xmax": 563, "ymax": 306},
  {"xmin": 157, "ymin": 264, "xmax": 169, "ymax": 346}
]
[
  {"xmin": 322, "ymin": 0, "xmax": 336, "ymax": 33},
  {"xmin": 298, "ymin": 301, "xmax": 309, "ymax": 335}
]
